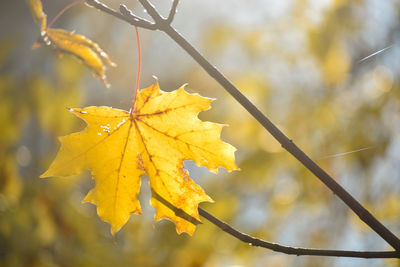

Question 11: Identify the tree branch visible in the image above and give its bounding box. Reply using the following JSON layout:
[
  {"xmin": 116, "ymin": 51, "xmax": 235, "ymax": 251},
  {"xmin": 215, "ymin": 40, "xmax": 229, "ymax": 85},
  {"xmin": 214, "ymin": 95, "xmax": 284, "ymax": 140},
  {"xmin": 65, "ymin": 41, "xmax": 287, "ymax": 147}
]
[
  {"xmin": 199, "ymin": 208, "xmax": 400, "ymax": 258},
  {"xmin": 86, "ymin": 0, "xmax": 400, "ymax": 253}
]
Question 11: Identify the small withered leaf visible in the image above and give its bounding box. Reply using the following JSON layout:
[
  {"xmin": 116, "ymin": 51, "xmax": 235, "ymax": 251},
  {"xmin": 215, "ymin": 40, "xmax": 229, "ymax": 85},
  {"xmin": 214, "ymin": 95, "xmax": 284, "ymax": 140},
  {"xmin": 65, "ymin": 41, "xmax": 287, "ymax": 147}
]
[{"xmin": 28, "ymin": 0, "xmax": 116, "ymax": 87}]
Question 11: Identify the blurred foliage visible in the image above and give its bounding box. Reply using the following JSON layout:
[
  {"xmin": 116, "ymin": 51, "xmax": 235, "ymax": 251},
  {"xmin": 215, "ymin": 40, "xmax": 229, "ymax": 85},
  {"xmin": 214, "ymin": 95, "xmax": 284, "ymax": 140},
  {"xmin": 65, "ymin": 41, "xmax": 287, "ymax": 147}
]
[{"xmin": 1, "ymin": 0, "xmax": 400, "ymax": 266}]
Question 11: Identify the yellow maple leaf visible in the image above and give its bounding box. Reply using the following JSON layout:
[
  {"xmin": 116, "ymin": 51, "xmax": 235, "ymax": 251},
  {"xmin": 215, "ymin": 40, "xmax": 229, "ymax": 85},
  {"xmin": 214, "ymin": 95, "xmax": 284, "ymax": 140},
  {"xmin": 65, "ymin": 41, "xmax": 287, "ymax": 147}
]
[
  {"xmin": 41, "ymin": 82, "xmax": 238, "ymax": 234},
  {"xmin": 28, "ymin": 0, "xmax": 116, "ymax": 87}
]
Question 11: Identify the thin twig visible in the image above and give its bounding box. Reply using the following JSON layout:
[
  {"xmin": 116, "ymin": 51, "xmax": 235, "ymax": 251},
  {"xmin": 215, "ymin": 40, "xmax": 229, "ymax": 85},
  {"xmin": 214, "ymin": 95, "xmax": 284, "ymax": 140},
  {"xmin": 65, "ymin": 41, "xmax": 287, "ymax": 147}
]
[
  {"xmin": 151, "ymin": 189, "xmax": 399, "ymax": 258},
  {"xmin": 138, "ymin": 0, "xmax": 167, "ymax": 27},
  {"xmin": 85, "ymin": 0, "xmax": 156, "ymax": 30},
  {"xmin": 166, "ymin": 0, "xmax": 179, "ymax": 24},
  {"xmin": 119, "ymin": 4, "xmax": 155, "ymax": 29},
  {"xmin": 86, "ymin": 0, "xmax": 400, "ymax": 253},
  {"xmin": 199, "ymin": 208, "xmax": 400, "ymax": 258}
]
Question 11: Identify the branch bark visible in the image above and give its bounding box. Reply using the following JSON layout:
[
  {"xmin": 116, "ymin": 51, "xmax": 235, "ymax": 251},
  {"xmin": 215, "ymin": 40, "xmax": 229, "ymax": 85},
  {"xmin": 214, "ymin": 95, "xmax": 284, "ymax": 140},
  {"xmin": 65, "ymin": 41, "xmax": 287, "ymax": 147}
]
[{"xmin": 85, "ymin": 0, "xmax": 400, "ymax": 256}]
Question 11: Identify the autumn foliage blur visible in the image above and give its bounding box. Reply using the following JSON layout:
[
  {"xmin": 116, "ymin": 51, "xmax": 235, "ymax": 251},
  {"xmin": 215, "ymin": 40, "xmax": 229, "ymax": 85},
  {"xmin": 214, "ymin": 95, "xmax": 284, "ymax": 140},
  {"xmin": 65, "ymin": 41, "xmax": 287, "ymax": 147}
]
[{"xmin": 1, "ymin": 0, "xmax": 400, "ymax": 266}]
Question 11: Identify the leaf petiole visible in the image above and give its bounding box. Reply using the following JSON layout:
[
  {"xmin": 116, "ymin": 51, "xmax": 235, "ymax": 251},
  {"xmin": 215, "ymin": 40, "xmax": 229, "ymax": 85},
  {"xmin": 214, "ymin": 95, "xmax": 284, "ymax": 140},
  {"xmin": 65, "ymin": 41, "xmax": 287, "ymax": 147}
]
[
  {"xmin": 47, "ymin": 0, "xmax": 85, "ymax": 28},
  {"xmin": 130, "ymin": 26, "xmax": 141, "ymax": 116}
]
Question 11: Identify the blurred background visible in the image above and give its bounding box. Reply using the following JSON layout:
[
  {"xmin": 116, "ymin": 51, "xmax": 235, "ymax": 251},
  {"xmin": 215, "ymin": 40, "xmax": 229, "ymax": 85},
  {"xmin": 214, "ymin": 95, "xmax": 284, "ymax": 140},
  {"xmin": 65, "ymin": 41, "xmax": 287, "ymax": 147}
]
[{"xmin": 1, "ymin": 0, "xmax": 400, "ymax": 266}]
